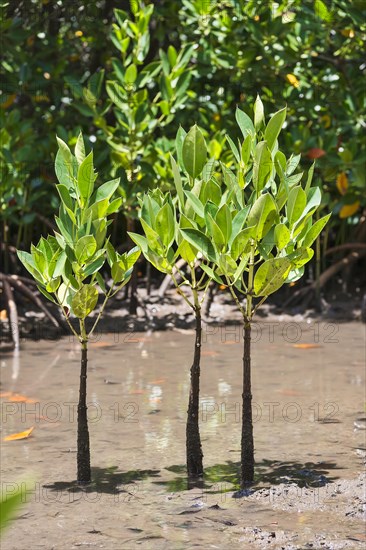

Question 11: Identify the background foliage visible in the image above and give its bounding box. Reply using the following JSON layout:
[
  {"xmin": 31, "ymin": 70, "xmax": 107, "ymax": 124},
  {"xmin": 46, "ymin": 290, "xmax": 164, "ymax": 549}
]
[{"xmin": 1, "ymin": 0, "xmax": 365, "ymax": 288}]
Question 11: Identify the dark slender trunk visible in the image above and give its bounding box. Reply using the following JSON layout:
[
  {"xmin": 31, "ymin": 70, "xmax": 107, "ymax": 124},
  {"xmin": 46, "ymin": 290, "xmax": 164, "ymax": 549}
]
[
  {"xmin": 186, "ymin": 307, "xmax": 203, "ymax": 478},
  {"xmin": 77, "ymin": 342, "xmax": 91, "ymax": 483},
  {"xmin": 241, "ymin": 321, "xmax": 254, "ymax": 487}
]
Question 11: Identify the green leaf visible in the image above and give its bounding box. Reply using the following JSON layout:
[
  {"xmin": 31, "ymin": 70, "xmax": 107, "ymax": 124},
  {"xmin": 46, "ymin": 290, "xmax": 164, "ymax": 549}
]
[
  {"xmin": 314, "ymin": 0, "xmax": 332, "ymax": 22},
  {"xmin": 264, "ymin": 107, "xmax": 286, "ymax": 150},
  {"xmin": 155, "ymin": 203, "xmax": 175, "ymax": 248},
  {"xmin": 37, "ymin": 284, "xmax": 58, "ymax": 304},
  {"xmin": 17, "ymin": 250, "xmax": 44, "ymax": 284},
  {"xmin": 247, "ymin": 194, "xmax": 278, "ymax": 240},
  {"xmin": 55, "ymin": 149, "xmax": 78, "ymax": 189},
  {"xmin": 241, "ymin": 134, "xmax": 252, "ymax": 166},
  {"xmin": 216, "ymin": 204, "xmax": 232, "ymax": 244},
  {"xmin": 75, "ymin": 132, "xmax": 86, "ymax": 165},
  {"xmin": 75, "ymin": 235, "xmax": 97, "ymax": 264},
  {"xmin": 200, "ymin": 264, "xmax": 223, "ymax": 285},
  {"xmin": 274, "ymin": 223, "xmax": 291, "ymax": 250},
  {"xmin": 236, "ymin": 107, "xmax": 255, "ymax": 139},
  {"xmin": 128, "ymin": 232, "xmax": 148, "ymax": 254},
  {"xmin": 253, "ymin": 258, "xmax": 291, "ymax": 296},
  {"xmin": 230, "ymin": 206, "xmax": 251, "ymax": 243},
  {"xmin": 303, "ymin": 214, "xmax": 331, "ymax": 247},
  {"xmin": 230, "ymin": 226, "xmax": 256, "ymax": 261},
  {"xmin": 95, "ymin": 271, "xmax": 106, "ymax": 293},
  {"xmin": 83, "ymin": 256, "xmax": 105, "ymax": 277},
  {"xmin": 123, "ymin": 246, "xmax": 141, "ymax": 270},
  {"xmin": 205, "ymin": 212, "xmax": 226, "ymax": 250},
  {"xmin": 219, "ymin": 254, "xmax": 238, "ymax": 276},
  {"xmin": 77, "ymin": 151, "xmax": 95, "ymax": 202},
  {"xmin": 106, "ymin": 197, "xmax": 123, "ymax": 215},
  {"xmin": 182, "ymin": 125, "xmax": 207, "ymax": 179},
  {"xmin": 140, "ymin": 219, "xmax": 164, "ymax": 255},
  {"xmin": 253, "ymin": 141, "xmax": 273, "ymax": 193},
  {"xmin": 170, "ymin": 155, "xmax": 184, "ymax": 208},
  {"xmin": 0, "ymin": 484, "xmax": 25, "ymax": 531},
  {"xmin": 226, "ymin": 134, "xmax": 240, "ymax": 163},
  {"xmin": 95, "ymin": 178, "xmax": 120, "ymax": 201},
  {"xmin": 254, "ymin": 95, "xmax": 265, "ymax": 130},
  {"xmin": 56, "ymin": 183, "xmax": 74, "ymax": 212},
  {"xmin": 176, "ymin": 126, "xmax": 187, "ymax": 171},
  {"xmin": 287, "ymin": 186, "xmax": 307, "ymax": 226},
  {"xmin": 176, "ymin": 239, "xmax": 197, "ymax": 265},
  {"xmin": 305, "ymin": 162, "xmax": 315, "ymax": 193},
  {"xmin": 125, "ymin": 63, "xmax": 137, "ymax": 84},
  {"xmin": 184, "ymin": 190, "xmax": 204, "ymax": 219},
  {"xmin": 180, "ymin": 228, "xmax": 216, "ymax": 262},
  {"xmin": 46, "ymin": 277, "xmax": 61, "ymax": 293},
  {"xmin": 288, "ymin": 247, "xmax": 314, "ymax": 268},
  {"xmin": 71, "ymin": 284, "xmax": 99, "ymax": 319}
]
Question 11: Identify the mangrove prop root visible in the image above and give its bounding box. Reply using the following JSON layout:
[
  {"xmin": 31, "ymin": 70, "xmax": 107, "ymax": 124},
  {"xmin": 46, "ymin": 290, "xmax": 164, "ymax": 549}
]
[
  {"xmin": 8, "ymin": 275, "xmax": 63, "ymax": 329},
  {"xmin": 283, "ymin": 250, "xmax": 366, "ymax": 308}
]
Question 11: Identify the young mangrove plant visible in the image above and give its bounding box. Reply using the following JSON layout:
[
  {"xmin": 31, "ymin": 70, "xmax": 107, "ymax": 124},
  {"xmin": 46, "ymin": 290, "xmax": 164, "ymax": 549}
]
[
  {"xmin": 129, "ymin": 125, "xmax": 215, "ymax": 479},
  {"xmin": 181, "ymin": 97, "xmax": 330, "ymax": 488},
  {"xmin": 17, "ymin": 133, "xmax": 140, "ymax": 483}
]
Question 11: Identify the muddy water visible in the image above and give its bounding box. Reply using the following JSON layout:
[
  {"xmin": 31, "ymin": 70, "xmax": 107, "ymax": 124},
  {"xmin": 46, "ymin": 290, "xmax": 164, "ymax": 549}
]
[{"xmin": 1, "ymin": 321, "xmax": 365, "ymax": 549}]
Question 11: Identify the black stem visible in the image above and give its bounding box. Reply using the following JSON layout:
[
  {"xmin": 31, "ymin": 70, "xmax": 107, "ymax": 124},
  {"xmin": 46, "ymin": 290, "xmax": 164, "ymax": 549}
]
[
  {"xmin": 241, "ymin": 320, "xmax": 254, "ymax": 487},
  {"xmin": 77, "ymin": 342, "xmax": 91, "ymax": 484},
  {"xmin": 186, "ymin": 306, "xmax": 203, "ymax": 479}
]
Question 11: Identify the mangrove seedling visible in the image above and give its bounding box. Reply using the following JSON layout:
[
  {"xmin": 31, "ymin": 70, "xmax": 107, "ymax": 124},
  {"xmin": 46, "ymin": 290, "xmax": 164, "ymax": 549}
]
[
  {"xmin": 17, "ymin": 133, "xmax": 140, "ymax": 483},
  {"xmin": 181, "ymin": 97, "xmax": 330, "ymax": 488},
  {"xmin": 129, "ymin": 125, "xmax": 216, "ymax": 479}
]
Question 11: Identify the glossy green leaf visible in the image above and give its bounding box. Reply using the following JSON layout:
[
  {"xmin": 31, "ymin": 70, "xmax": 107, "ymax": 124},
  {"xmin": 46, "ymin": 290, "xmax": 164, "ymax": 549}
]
[
  {"xmin": 184, "ymin": 190, "xmax": 204, "ymax": 219},
  {"xmin": 95, "ymin": 178, "xmax": 120, "ymax": 201},
  {"xmin": 180, "ymin": 228, "xmax": 216, "ymax": 262},
  {"xmin": 253, "ymin": 141, "xmax": 273, "ymax": 193},
  {"xmin": 236, "ymin": 107, "xmax": 255, "ymax": 139},
  {"xmin": 254, "ymin": 95, "xmax": 265, "ymax": 130},
  {"xmin": 71, "ymin": 284, "xmax": 98, "ymax": 319},
  {"xmin": 287, "ymin": 186, "xmax": 307, "ymax": 226},
  {"xmin": 288, "ymin": 247, "xmax": 314, "ymax": 268},
  {"xmin": 75, "ymin": 132, "xmax": 86, "ymax": 165},
  {"xmin": 77, "ymin": 151, "xmax": 95, "ymax": 202},
  {"xmin": 264, "ymin": 107, "xmax": 286, "ymax": 150},
  {"xmin": 253, "ymin": 258, "xmax": 291, "ymax": 296},
  {"xmin": 155, "ymin": 203, "xmax": 175, "ymax": 248},
  {"xmin": 182, "ymin": 125, "xmax": 207, "ymax": 179},
  {"xmin": 75, "ymin": 235, "xmax": 97, "ymax": 264},
  {"xmin": 303, "ymin": 214, "xmax": 331, "ymax": 247},
  {"xmin": 170, "ymin": 154, "xmax": 184, "ymax": 208},
  {"xmin": 200, "ymin": 264, "xmax": 223, "ymax": 284},
  {"xmin": 274, "ymin": 223, "xmax": 291, "ymax": 250},
  {"xmin": 247, "ymin": 194, "xmax": 278, "ymax": 240}
]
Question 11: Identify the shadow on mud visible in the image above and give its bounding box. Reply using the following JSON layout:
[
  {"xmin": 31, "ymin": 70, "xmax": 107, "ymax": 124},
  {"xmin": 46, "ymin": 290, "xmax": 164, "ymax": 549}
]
[
  {"xmin": 154, "ymin": 459, "xmax": 342, "ymax": 492},
  {"xmin": 43, "ymin": 466, "xmax": 161, "ymax": 495}
]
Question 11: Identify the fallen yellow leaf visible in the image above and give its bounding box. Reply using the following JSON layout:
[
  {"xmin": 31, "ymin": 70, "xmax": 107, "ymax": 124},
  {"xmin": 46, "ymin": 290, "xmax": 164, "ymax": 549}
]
[
  {"xmin": 293, "ymin": 344, "xmax": 322, "ymax": 349},
  {"xmin": 3, "ymin": 427, "xmax": 34, "ymax": 441}
]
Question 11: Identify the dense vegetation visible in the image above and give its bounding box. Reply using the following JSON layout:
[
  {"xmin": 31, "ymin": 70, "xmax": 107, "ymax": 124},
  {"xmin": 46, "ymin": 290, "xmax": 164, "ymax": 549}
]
[{"xmin": 1, "ymin": 0, "xmax": 365, "ymax": 300}]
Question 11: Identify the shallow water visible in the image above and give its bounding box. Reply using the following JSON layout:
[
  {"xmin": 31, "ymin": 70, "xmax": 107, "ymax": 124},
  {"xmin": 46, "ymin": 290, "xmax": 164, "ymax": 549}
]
[{"xmin": 1, "ymin": 321, "xmax": 365, "ymax": 549}]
